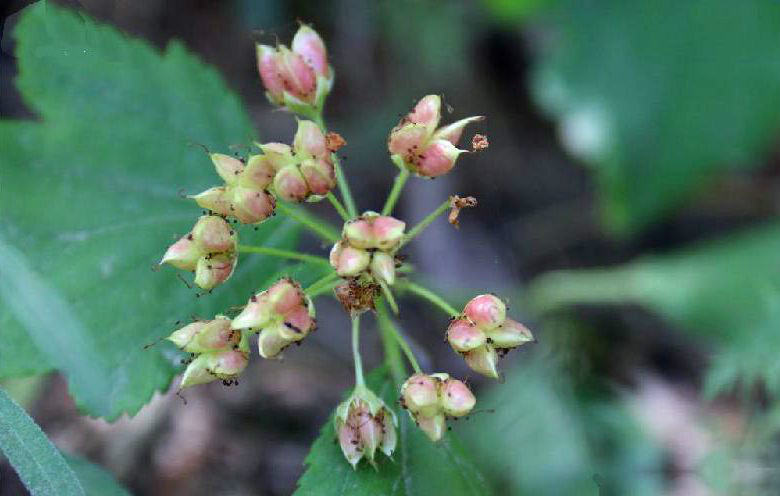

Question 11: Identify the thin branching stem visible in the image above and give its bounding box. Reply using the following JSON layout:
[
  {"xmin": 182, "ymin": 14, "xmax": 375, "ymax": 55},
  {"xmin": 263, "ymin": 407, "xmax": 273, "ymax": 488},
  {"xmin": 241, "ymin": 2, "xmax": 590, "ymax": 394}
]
[
  {"xmin": 305, "ymin": 272, "xmax": 341, "ymax": 297},
  {"xmin": 326, "ymin": 192, "xmax": 350, "ymax": 221},
  {"xmin": 397, "ymin": 280, "xmax": 460, "ymax": 318},
  {"xmin": 399, "ymin": 198, "xmax": 450, "ymax": 248},
  {"xmin": 376, "ymin": 298, "xmax": 422, "ymax": 375},
  {"xmin": 381, "ymin": 168, "xmax": 410, "ymax": 216},
  {"xmin": 313, "ymin": 114, "xmax": 358, "ymax": 218},
  {"xmin": 275, "ymin": 202, "xmax": 340, "ymax": 242},
  {"xmin": 238, "ymin": 245, "xmax": 331, "ymax": 267},
  {"xmin": 351, "ymin": 315, "xmax": 365, "ymax": 386}
]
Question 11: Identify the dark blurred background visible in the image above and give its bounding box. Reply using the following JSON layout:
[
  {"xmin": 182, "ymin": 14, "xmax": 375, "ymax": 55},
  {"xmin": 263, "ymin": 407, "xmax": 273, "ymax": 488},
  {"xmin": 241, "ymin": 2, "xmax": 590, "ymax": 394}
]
[{"xmin": 2, "ymin": 0, "xmax": 779, "ymax": 495}]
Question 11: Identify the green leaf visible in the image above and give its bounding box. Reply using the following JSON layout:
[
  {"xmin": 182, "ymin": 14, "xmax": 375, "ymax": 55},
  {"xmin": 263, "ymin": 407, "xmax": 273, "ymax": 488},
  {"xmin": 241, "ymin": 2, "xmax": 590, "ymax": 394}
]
[
  {"xmin": 295, "ymin": 368, "xmax": 491, "ymax": 496},
  {"xmin": 531, "ymin": 0, "xmax": 780, "ymax": 232},
  {"xmin": 529, "ymin": 223, "xmax": 780, "ymax": 396},
  {"xmin": 64, "ymin": 455, "xmax": 131, "ymax": 496},
  {"xmin": 0, "ymin": 2, "xmax": 302, "ymax": 419},
  {"xmin": 0, "ymin": 388, "xmax": 85, "ymax": 496}
]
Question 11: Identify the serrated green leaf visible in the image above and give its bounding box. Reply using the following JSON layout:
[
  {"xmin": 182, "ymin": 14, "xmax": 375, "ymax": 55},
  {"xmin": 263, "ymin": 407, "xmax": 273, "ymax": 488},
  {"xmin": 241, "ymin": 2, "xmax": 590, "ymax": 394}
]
[
  {"xmin": 531, "ymin": 0, "xmax": 780, "ymax": 232},
  {"xmin": 64, "ymin": 454, "xmax": 131, "ymax": 496},
  {"xmin": 295, "ymin": 368, "xmax": 492, "ymax": 496},
  {"xmin": 0, "ymin": 2, "xmax": 302, "ymax": 419},
  {"xmin": 0, "ymin": 388, "xmax": 85, "ymax": 496}
]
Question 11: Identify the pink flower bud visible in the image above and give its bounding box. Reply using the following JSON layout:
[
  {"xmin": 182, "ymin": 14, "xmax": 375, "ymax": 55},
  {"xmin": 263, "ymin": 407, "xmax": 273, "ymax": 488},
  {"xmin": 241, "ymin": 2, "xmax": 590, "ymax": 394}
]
[
  {"xmin": 387, "ymin": 123, "xmax": 429, "ymax": 158},
  {"xmin": 273, "ymin": 165, "xmax": 310, "ymax": 202},
  {"xmin": 329, "ymin": 242, "xmax": 371, "ymax": 277},
  {"xmin": 267, "ymin": 278, "xmax": 305, "ymax": 315},
  {"xmin": 343, "ymin": 218, "xmax": 375, "ymax": 249},
  {"xmin": 194, "ymin": 253, "xmax": 236, "ymax": 290},
  {"xmin": 232, "ymin": 292, "xmax": 273, "ymax": 330},
  {"xmin": 439, "ymin": 378, "xmax": 476, "ymax": 417},
  {"xmin": 338, "ymin": 422, "xmax": 363, "ymax": 468},
  {"xmin": 168, "ymin": 321, "xmax": 207, "ymax": 349},
  {"xmin": 447, "ymin": 318, "xmax": 486, "ymax": 352},
  {"xmin": 416, "ymin": 413, "xmax": 446, "ymax": 443},
  {"xmin": 231, "ymin": 187, "xmax": 276, "ymax": 224},
  {"xmin": 371, "ymin": 216, "xmax": 406, "ymax": 250},
  {"xmin": 207, "ymin": 349, "xmax": 249, "ymax": 378},
  {"xmin": 463, "ymin": 345, "xmax": 499, "ymax": 379},
  {"xmin": 415, "ymin": 139, "xmax": 464, "ymax": 178},
  {"xmin": 283, "ymin": 304, "xmax": 316, "ymax": 337},
  {"xmin": 240, "ymin": 154, "xmax": 276, "ymax": 189},
  {"xmin": 407, "ymin": 94, "xmax": 441, "ymax": 131},
  {"xmin": 210, "ymin": 153, "xmax": 244, "ymax": 185},
  {"xmin": 401, "ymin": 374, "xmax": 439, "ymax": 417},
  {"xmin": 292, "ymin": 24, "xmax": 329, "ymax": 79},
  {"xmin": 192, "ymin": 215, "xmax": 236, "ymax": 253},
  {"xmin": 463, "ymin": 294, "xmax": 506, "ymax": 331},
  {"xmin": 179, "ymin": 354, "xmax": 215, "ymax": 389},
  {"xmin": 487, "ymin": 318, "xmax": 534, "ymax": 349},
  {"xmin": 256, "ymin": 44, "xmax": 287, "ymax": 104},
  {"xmin": 257, "ymin": 323, "xmax": 290, "ymax": 359},
  {"xmin": 160, "ymin": 235, "xmax": 200, "ymax": 271},
  {"xmin": 370, "ymin": 252, "xmax": 396, "ymax": 286},
  {"xmin": 299, "ymin": 158, "xmax": 336, "ymax": 196},
  {"xmin": 293, "ymin": 120, "xmax": 328, "ymax": 158}
]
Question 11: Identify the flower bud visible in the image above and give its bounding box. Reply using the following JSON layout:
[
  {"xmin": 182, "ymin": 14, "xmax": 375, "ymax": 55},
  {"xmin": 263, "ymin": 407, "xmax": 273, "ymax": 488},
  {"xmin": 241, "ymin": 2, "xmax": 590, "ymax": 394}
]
[
  {"xmin": 292, "ymin": 24, "xmax": 329, "ymax": 79},
  {"xmin": 194, "ymin": 253, "xmax": 236, "ymax": 290},
  {"xmin": 335, "ymin": 386, "xmax": 397, "ymax": 468},
  {"xmin": 439, "ymin": 378, "xmax": 476, "ymax": 417},
  {"xmin": 371, "ymin": 216, "xmax": 406, "ymax": 251},
  {"xmin": 463, "ymin": 346, "xmax": 499, "ymax": 379},
  {"xmin": 407, "ymin": 94, "xmax": 441, "ymax": 132},
  {"xmin": 487, "ymin": 318, "xmax": 534, "ymax": 349},
  {"xmin": 258, "ymin": 142, "xmax": 297, "ymax": 171},
  {"xmin": 257, "ymin": 322, "xmax": 290, "ymax": 359},
  {"xmin": 293, "ymin": 120, "xmax": 328, "ymax": 158},
  {"xmin": 192, "ymin": 215, "xmax": 236, "ymax": 253},
  {"xmin": 240, "ymin": 154, "xmax": 276, "ymax": 189},
  {"xmin": 299, "ymin": 158, "xmax": 335, "ymax": 196},
  {"xmin": 274, "ymin": 165, "xmax": 309, "ymax": 202},
  {"xmin": 370, "ymin": 252, "xmax": 396, "ymax": 286},
  {"xmin": 231, "ymin": 187, "xmax": 276, "ymax": 224},
  {"xmin": 446, "ymin": 318, "xmax": 486, "ymax": 352},
  {"xmin": 179, "ymin": 349, "xmax": 248, "ymax": 389},
  {"xmin": 330, "ymin": 242, "xmax": 371, "ymax": 277},
  {"xmin": 168, "ymin": 317, "xmax": 236, "ymax": 354},
  {"xmin": 401, "ymin": 373, "xmax": 439, "ymax": 417},
  {"xmin": 190, "ymin": 187, "xmax": 233, "ymax": 217},
  {"xmin": 463, "ymin": 294, "xmax": 506, "ymax": 331},
  {"xmin": 160, "ymin": 235, "xmax": 200, "ymax": 271},
  {"xmin": 387, "ymin": 123, "xmax": 429, "ymax": 159},
  {"xmin": 415, "ymin": 139, "xmax": 464, "ymax": 178},
  {"xmin": 211, "ymin": 153, "xmax": 244, "ymax": 185},
  {"xmin": 416, "ymin": 413, "xmax": 447, "ymax": 443},
  {"xmin": 343, "ymin": 219, "xmax": 375, "ymax": 249},
  {"xmin": 267, "ymin": 278, "xmax": 305, "ymax": 314}
]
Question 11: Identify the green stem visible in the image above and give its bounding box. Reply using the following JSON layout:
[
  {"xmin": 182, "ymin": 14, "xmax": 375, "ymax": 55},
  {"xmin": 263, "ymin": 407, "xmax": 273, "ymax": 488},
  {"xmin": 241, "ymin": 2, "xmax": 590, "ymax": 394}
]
[
  {"xmin": 381, "ymin": 168, "xmax": 410, "ymax": 216},
  {"xmin": 380, "ymin": 280, "xmax": 399, "ymax": 315},
  {"xmin": 397, "ymin": 280, "xmax": 460, "ymax": 318},
  {"xmin": 275, "ymin": 202, "xmax": 339, "ymax": 243},
  {"xmin": 352, "ymin": 315, "xmax": 365, "ymax": 386},
  {"xmin": 376, "ymin": 299, "xmax": 421, "ymax": 376},
  {"xmin": 305, "ymin": 271, "xmax": 341, "ymax": 297},
  {"xmin": 238, "ymin": 244, "xmax": 331, "ymax": 267},
  {"xmin": 326, "ymin": 192, "xmax": 350, "ymax": 221},
  {"xmin": 313, "ymin": 114, "xmax": 358, "ymax": 218},
  {"xmin": 400, "ymin": 198, "xmax": 450, "ymax": 248}
]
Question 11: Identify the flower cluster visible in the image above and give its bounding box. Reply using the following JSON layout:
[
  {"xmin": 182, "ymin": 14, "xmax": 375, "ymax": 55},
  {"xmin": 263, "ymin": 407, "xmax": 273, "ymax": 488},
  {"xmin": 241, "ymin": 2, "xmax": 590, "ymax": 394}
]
[
  {"xmin": 400, "ymin": 373, "xmax": 476, "ymax": 442},
  {"xmin": 335, "ymin": 386, "xmax": 397, "ymax": 468},
  {"xmin": 160, "ymin": 215, "xmax": 237, "ymax": 289},
  {"xmin": 154, "ymin": 23, "xmax": 531, "ymax": 470},
  {"xmin": 231, "ymin": 278, "xmax": 316, "ymax": 359},
  {"xmin": 388, "ymin": 95, "xmax": 483, "ymax": 178},
  {"xmin": 447, "ymin": 294, "xmax": 534, "ymax": 378},
  {"xmin": 330, "ymin": 212, "xmax": 405, "ymax": 286},
  {"xmin": 168, "ymin": 317, "xmax": 249, "ymax": 388}
]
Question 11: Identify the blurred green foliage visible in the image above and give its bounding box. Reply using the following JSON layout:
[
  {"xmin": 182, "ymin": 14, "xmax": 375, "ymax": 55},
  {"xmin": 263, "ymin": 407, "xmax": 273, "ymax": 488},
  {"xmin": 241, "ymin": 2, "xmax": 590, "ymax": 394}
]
[{"xmin": 530, "ymin": 0, "xmax": 780, "ymax": 233}]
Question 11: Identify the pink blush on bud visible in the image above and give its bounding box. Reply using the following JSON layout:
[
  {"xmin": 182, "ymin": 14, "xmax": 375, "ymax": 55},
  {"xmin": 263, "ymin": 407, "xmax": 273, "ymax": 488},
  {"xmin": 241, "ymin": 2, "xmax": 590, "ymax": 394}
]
[
  {"xmin": 416, "ymin": 140, "xmax": 461, "ymax": 178},
  {"xmin": 463, "ymin": 294, "xmax": 506, "ymax": 331}
]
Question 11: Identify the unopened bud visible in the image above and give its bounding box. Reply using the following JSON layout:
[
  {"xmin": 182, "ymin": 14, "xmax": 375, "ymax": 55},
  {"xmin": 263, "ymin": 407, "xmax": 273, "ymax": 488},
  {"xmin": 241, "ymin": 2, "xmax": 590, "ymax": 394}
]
[
  {"xmin": 240, "ymin": 154, "xmax": 276, "ymax": 189},
  {"xmin": 168, "ymin": 317, "xmax": 236, "ymax": 353},
  {"xmin": 330, "ymin": 242, "xmax": 371, "ymax": 277},
  {"xmin": 463, "ymin": 346, "xmax": 499, "ymax": 379},
  {"xmin": 267, "ymin": 278, "xmax": 305, "ymax": 314},
  {"xmin": 371, "ymin": 216, "xmax": 406, "ymax": 251},
  {"xmin": 488, "ymin": 318, "xmax": 534, "ymax": 349},
  {"xmin": 291, "ymin": 24, "xmax": 330, "ymax": 79},
  {"xmin": 417, "ymin": 413, "xmax": 447, "ymax": 443},
  {"xmin": 415, "ymin": 139, "xmax": 464, "ymax": 178},
  {"xmin": 258, "ymin": 142, "xmax": 296, "ymax": 171},
  {"xmin": 343, "ymin": 218, "xmax": 375, "ymax": 249},
  {"xmin": 463, "ymin": 294, "xmax": 506, "ymax": 331},
  {"xmin": 300, "ymin": 158, "xmax": 336, "ymax": 196},
  {"xmin": 370, "ymin": 252, "xmax": 396, "ymax": 286},
  {"xmin": 190, "ymin": 187, "xmax": 232, "ymax": 218},
  {"xmin": 294, "ymin": 120, "xmax": 328, "ymax": 158},
  {"xmin": 192, "ymin": 215, "xmax": 236, "ymax": 253},
  {"xmin": 160, "ymin": 235, "xmax": 200, "ymax": 271},
  {"xmin": 179, "ymin": 348, "xmax": 248, "ymax": 389},
  {"xmin": 439, "ymin": 378, "xmax": 476, "ymax": 417},
  {"xmin": 407, "ymin": 94, "xmax": 441, "ymax": 131},
  {"xmin": 194, "ymin": 253, "xmax": 237, "ymax": 290},
  {"xmin": 401, "ymin": 373, "xmax": 439, "ymax": 417},
  {"xmin": 274, "ymin": 165, "xmax": 309, "ymax": 202},
  {"xmin": 335, "ymin": 386, "xmax": 397, "ymax": 468},
  {"xmin": 231, "ymin": 187, "xmax": 276, "ymax": 224},
  {"xmin": 446, "ymin": 318, "xmax": 486, "ymax": 352}
]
